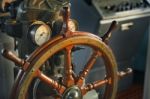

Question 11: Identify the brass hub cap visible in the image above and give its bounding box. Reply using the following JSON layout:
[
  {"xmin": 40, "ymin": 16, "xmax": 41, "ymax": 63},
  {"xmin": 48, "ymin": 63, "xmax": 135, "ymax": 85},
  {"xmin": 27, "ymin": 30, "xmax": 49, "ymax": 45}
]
[{"xmin": 63, "ymin": 86, "xmax": 82, "ymax": 99}]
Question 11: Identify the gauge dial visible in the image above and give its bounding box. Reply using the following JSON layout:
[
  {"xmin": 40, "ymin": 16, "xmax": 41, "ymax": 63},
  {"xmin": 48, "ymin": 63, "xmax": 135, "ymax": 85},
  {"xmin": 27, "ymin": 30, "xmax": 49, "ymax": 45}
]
[{"xmin": 29, "ymin": 23, "xmax": 51, "ymax": 46}]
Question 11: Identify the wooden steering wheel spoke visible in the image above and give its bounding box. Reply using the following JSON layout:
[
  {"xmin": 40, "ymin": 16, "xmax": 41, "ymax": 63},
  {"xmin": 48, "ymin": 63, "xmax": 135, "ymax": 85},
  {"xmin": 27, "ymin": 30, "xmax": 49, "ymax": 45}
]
[
  {"xmin": 36, "ymin": 69, "xmax": 66, "ymax": 94},
  {"xmin": 81, "ymin": 79, "xmax": 109, "ymax": 95},
  {"xmin": 64, "ymin": 46, "xmax": 75, "ymax": 87},
  {"xmin": 76, "ymin": 50, "xmax": 100, "ymax": 86}
]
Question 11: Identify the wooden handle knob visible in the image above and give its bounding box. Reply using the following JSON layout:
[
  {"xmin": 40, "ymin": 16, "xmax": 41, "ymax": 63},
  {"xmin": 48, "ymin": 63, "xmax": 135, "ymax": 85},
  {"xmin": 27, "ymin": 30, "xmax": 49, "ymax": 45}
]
[{"xmin": 1, "ymin": 49, "xmax": 24, "ymax": 66}]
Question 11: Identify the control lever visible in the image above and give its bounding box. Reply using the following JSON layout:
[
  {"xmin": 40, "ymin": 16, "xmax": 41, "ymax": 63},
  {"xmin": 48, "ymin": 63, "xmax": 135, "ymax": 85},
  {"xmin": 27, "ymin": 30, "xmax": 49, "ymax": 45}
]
[
  {"xmin": 101, "ymin": 21, "xmax": 117, "ymax": 44},
  {"xmin": 1, "ymin": 49, "xmax": 24, "ymax": 66},
  {"xmin": 118, "ymin": 68, "xmax": 133, "ymax": 79}
]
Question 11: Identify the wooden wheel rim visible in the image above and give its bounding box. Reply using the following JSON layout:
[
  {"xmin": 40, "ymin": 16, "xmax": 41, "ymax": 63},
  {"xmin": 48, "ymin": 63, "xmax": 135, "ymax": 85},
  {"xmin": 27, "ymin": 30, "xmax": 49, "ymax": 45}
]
[{"xmin": 15, "ymin": 32, "xmax": 118, "ymax": 99}]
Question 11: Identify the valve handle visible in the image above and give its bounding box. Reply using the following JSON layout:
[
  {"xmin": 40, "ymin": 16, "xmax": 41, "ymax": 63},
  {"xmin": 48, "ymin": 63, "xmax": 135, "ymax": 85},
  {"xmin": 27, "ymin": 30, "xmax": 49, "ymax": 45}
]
[
  {"xmin": 1, "ymin": 49, "xmax": 24, "ymax": 66},
  {"xmin": 102, "ymin": 21, "xmax": 117, "ymax": 43}
]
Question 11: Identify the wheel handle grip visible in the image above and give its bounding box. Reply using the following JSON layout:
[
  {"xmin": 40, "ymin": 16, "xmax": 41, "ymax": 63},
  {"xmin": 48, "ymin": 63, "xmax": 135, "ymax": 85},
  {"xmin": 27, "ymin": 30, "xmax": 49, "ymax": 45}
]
[
  {"xmin": 1, "ymin": 49, "xmax": 24, "ymax": 66},
  {"xmin": 102, "ymin": 21, "xmax": 117, "ymax": 42},
  {"xmin": 118, "ymin": 68, "xmax": 133, "ymax": 79}
]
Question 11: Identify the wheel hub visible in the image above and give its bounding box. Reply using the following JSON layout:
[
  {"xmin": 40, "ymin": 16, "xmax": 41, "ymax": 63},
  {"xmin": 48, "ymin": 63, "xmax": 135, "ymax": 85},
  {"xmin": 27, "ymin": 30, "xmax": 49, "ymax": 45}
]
[{"xmin": 63, "ymin": 86, "xmax": 82, "ymax": 99}]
